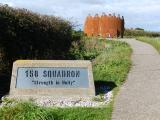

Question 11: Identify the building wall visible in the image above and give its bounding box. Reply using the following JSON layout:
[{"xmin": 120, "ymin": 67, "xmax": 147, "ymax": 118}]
[{"xmin": 83, "ymin": 13, "xmax": 125, "ymax": 38}]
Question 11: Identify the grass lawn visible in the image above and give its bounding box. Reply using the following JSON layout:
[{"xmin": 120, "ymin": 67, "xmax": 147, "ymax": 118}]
[
  {"xmin": 0, "ymin": 101, "xmax": 113, "ymax": 120},
  {"xmin": 0, "ymin": 40, "xmax": 132, "ymax": 120},
  {"xmin": 136, "ymin": 37, "xmax": 160, "ymax": 53}
]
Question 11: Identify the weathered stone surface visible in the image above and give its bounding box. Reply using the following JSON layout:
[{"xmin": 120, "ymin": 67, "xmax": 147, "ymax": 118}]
[{"xmin": 9, "ymin": 60, "xmax": 95, "ymax": 98}]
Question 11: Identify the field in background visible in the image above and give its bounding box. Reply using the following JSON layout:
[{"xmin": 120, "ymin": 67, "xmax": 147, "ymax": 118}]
[
  {"xmin": 136, "ymin": 37, "xmax": 160, "ymax": 53},
  {"xmin": 124, "ymin": 29, "xmax": 160, "ymax": 38}
]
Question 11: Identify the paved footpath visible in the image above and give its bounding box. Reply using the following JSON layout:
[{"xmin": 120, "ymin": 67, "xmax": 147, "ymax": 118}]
[{"xmin": 112, "ymin": 39, "xmax": 160, "ymax": 120}]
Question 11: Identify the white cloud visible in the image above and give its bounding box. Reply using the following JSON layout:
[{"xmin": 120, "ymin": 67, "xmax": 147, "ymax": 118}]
[{"xmin": 0, "ymin": 0, "xmax": 160, "ymax": 31}]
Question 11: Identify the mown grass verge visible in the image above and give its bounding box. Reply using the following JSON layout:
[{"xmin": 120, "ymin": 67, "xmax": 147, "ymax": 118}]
[
  {"xmin": 136, "ymin": 37, "xmax": 160, "ymax": 53},
  {"xmin": 0, "ymin": 39, "xmax": 132, "ymax": 120}
]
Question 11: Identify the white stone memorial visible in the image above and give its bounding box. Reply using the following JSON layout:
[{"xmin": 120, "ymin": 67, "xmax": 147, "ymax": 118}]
[{"xmin": 9, "ymin": 60, "xmax": 95, "ymax": 98}]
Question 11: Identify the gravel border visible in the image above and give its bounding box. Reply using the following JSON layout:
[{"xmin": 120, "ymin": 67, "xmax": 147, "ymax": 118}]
[{"xmin": 1, "ymin": 90, "xmax": 112, "ymax": 107}]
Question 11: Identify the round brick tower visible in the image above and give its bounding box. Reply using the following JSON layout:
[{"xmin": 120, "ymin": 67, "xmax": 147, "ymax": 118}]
[
  {"xmin": 93, "ymin": 14, "xmax": 100, "ymax": 37},
  {"xmin": 83, "ymin": 13, "xmax": 125, "ymax": 38}
]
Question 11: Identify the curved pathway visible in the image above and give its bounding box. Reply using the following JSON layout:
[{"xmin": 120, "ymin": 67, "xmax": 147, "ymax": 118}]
[{"xmin": 112, "ymin": 39, "xmax": 160, "ymax": 120}]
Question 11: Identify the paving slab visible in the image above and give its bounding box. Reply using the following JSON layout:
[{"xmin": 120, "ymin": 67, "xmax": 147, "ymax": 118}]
[{"xmin": 112, "ymin": 39, "xmax": 160, "ymax": 120}]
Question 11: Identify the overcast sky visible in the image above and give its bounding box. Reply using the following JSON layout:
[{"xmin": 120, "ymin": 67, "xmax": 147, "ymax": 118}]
[{"xmin": 0, "ymin": 0, "xmax": 160, "ymax": 32}]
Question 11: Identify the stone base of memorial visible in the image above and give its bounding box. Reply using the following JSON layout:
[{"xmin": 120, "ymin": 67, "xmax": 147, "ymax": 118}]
[{"xmin": 7, "ymin": 60, "xmax": 95, "ymax": 100}]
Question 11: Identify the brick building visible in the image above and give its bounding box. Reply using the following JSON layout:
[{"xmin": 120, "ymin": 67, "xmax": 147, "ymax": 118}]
[{"xmin": 84, "ymin": 13, "xmax": 125, "ymax": 38}]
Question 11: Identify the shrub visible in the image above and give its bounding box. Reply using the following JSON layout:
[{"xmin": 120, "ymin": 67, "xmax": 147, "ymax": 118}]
[
  {"xmin": 68, "ymin": 37, "xmax": 105, "ymax": 60},
  {"xmin": 0, "ymin": 4, "xmax": 73, "ymax": 71}
]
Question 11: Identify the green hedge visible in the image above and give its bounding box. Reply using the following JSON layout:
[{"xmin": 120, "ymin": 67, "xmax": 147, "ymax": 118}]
[{"xmin": 0, "ymin": 5, "xmax": 73, "ymax": 67}]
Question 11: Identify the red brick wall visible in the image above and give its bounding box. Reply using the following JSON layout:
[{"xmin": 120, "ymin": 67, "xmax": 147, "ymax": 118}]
[{"xmin": 84, "ymin": 13, "xmax": 125, "ymax": 38}]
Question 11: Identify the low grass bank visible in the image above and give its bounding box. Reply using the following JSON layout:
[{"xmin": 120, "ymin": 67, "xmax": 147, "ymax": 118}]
[
  {"xmin": 93, "ymin": 41, "xmax": 132, "ymax": 86},
  {"xmin": 0, "ymin": 39, "xmax": 132, "ymax": 120},
  {"xmin": 136, "ymin": 37, "xmax": 160, "ymax": 53}
]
